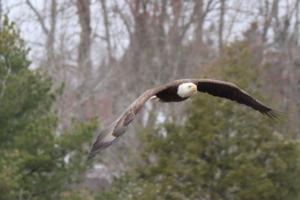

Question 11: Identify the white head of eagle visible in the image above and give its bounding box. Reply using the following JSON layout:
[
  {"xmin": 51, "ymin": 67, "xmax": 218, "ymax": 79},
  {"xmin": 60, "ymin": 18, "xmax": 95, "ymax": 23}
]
[{"xmin": 177, "ymin": 82, "xmax": 197, "ymax": 98}]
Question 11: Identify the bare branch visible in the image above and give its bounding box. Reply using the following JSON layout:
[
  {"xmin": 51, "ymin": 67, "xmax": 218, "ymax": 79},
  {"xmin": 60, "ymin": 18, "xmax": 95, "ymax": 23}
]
[
  {"xmin": 100, "ymin": 0, "xmax": 113, "ymax": 61},
  {"xmin": 225, "ymin": 0, "xmax": 242, "ymax": 42},
  {"xmin": 262, "ymin": 0, "xmax": 280, "ymax": 42},
  {"xmin": 25, "ymin": 0, "xmax": 49, "ymax": 35},
  {"xmin": 113, "ymin": 0, "xmax": 132, "ymax": 38}
]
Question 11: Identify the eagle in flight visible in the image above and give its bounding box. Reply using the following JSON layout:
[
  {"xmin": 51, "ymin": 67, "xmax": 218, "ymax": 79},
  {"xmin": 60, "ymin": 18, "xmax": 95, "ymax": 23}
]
[{"xmin": 87, "ymin": 79, "xmax": 285, "ymax": 160}]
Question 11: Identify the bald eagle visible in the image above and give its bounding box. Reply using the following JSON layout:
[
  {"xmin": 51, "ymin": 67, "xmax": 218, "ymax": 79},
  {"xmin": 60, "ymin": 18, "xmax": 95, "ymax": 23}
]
[{"xmin": 87, "ymin": 79, "xmax": 285, "ymax": 160}]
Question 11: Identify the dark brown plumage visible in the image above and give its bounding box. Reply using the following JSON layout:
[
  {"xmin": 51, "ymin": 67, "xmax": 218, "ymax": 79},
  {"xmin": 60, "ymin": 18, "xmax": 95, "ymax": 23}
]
[
  {"xmin": 156, "ymin": 84, "xmax": 189, "ymax": 102},
  {"xmin": 87, "ymin": 79, "xmax": 284, "ymax": 160}
]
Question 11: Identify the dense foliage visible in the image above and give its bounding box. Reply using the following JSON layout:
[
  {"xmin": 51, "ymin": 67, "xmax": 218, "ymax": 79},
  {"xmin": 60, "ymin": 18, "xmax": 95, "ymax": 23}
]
[
  {"xmin": 98, "ymin": 43, "xmax": 300, "ymax": 200},
  {"xmin": 0, "ymin": 16, "xmax": 97, "ymax": 200}
]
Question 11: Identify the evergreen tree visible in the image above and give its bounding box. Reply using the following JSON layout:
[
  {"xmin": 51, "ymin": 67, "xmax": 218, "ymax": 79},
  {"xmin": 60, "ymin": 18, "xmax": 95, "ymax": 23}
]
[
  {"xmin": 0, "ymin": 16, "xmax": 97, "ymax": 200},
  {"xmin": 99, "ymin": 42, "xmax": 300, "ymax": 200}
]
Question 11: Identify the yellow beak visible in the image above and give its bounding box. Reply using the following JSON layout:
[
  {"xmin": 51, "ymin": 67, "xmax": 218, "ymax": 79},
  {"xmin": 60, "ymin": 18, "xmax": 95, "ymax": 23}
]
[{"xmin": 190, "ymin": 85, "xmax": 197, "ymax": 91}]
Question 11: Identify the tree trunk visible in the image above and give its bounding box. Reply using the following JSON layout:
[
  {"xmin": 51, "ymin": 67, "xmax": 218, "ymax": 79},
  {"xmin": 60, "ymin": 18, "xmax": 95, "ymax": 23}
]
[
  {"xmin": 77, "ymin": 0, "xmax": 92, "ymax": 76},
  {"xmin": 100, "ymin": 0, "xmax": 113, "ymax": 62},
  {"xmin": 219, "ymin": 0, "xmax": 225, "ymax": 53},
  {"xmin": 76, "ymin": 0, "xmax": 92, "ymax": 120}
]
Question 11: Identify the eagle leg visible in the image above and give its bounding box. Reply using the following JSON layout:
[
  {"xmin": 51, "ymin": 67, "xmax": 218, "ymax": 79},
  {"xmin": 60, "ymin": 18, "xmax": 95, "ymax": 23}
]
[
  {"xmin": 149, "ymin": 95, "xmax": 166, "ymax": 103},
  {"xmin": 149, "ymin": 96, "xmax": 158, "ymax": 101}
]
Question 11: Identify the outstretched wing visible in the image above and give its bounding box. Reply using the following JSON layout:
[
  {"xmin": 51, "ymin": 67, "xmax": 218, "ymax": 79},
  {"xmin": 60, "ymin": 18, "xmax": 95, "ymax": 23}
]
[
  {"xmin": 86, "ymin": 110, "xmax": 135, "ymax": 160},
  {"xmin": 87, "ymin": 85, "xmax": 169, "ymax": 161},
  {"xmin": 87, "ymin": 78, "xmax": 288, "ymax": 160},
  {"xmin": 193, "ymin": 79, "xmax": 285, "ymax": 119}
]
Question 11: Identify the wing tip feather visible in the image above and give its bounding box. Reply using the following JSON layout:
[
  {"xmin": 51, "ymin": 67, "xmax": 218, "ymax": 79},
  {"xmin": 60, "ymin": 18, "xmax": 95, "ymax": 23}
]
[
  {"xmin": 86, "ymin": 153, "xmax": 95, "ymax": 161},
  {"xmin": 86, "ymin": 141, "xmax": 114, "ymax": 161},
  {"xmin": 264, "ymin": 109, "xmax": 297, "ymax": 120}
]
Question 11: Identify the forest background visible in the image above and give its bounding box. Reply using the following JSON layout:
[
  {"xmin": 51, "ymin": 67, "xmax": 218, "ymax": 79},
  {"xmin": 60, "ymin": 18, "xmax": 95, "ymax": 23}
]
[{"xmin": 1, "ymin": 0, "xmax": 300, "ymax": 199}]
